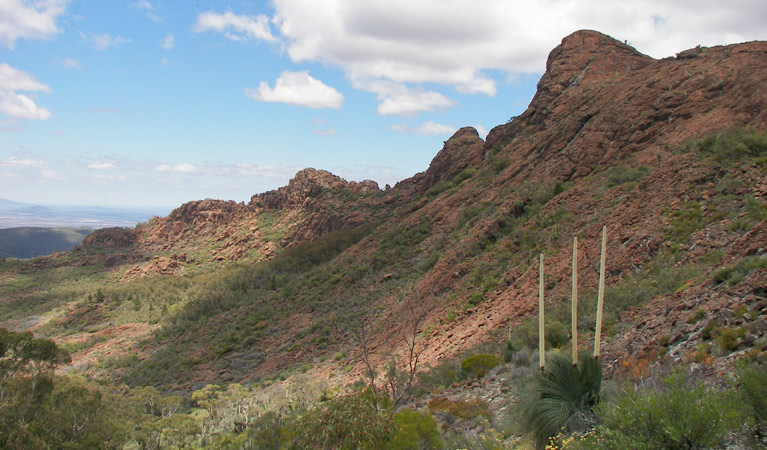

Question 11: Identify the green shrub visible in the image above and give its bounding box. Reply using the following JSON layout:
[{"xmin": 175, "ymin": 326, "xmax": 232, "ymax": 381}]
[
  {"xmin": 582, "ymin": 371, "xmax": 740, "ymax": 450},
  {"xmin": 737, "ymin": 363, "xmax": 767, "ymax": 428},
  {"xmin": 460, "ymin": 354, "xmax": 504, "ymax": 379},
  {"xmin": 389, "ymin": 409, "xmax": 444, "ymax": 450},
  {"xmin": 686, "ymin": 308, "xmax": 707, "ymax": 324},
  {"xmin": 289, "ymin": 392, "xmax": 393, "ymax": 450},
  {"xmin": 545, "ymin": 320, "xmax": 570, "ymax": 349},
  {"xmin": 713, "ymin": 255, "xmax": 767, "ymax": 285},
  {"xmin": 717, "ymin": 326, "xmax": 746, "ymax": 352},
  {"xmin": 416, "ymin": 360, "xmax": 463, "ymax": 391},
  {"xmin": 602, "ymin": 165, "xmax": 650, "ymax": 188},
  {"xmin": 685, "ymin": 126, "xmax": 767, "ymax": 163},
  {"xmin": 521, "ymin": 351, "xmax": 602, "ymax": 450}
]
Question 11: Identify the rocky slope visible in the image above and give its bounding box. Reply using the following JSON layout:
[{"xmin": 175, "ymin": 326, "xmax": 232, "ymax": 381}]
[{"xmin": 2, "ymin": 30, "xmax": 766, "ymax": 391}]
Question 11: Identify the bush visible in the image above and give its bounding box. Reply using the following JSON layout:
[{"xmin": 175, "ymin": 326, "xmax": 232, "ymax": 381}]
[
  {"xmin": 713, "ymin": 255, "xmax": 767, "ymax": 286},
  {"xmin": 460, "ymin": 354, "xmax": 504, "ymax": 379},
  {"xmin": 602, "ymin": 165, "xmax": 650, "ymax": 188},
  {"xmin": 580, "ymin": 371, "xmax": 740, "ymax": 450},
  {"xmin": 416, "ymin": 360, "xmax": 464, "ymax": 392},
  {"xmin": 545, "ymin": 320, "xmax": 570, "ymax": 349},
  {"xmin": 687, "ymin": 126, "xmax": 767, "ymax": 163},
  {"xmin": 389, "ymin": 409, "xmax": 444, "ymax": 450},
  {"xmin": 737, "ymin": 363, "xmax": 767, "ymax": 429},
  {"xmin": 289, "ymin": 392, "xmax": 393, "ymax": 450},
  {"xmin": 521, "ymin": 351, "xmax": 602, "ymax": 450}
]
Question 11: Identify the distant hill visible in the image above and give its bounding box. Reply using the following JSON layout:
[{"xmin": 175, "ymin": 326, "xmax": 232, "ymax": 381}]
[
  {"xmin": 0, "ymin": 227, "xmax": 94, "ymax": 259},
  {"xmin": 0, "ymin": 198, "xmax": 167, "ymax": 228}
]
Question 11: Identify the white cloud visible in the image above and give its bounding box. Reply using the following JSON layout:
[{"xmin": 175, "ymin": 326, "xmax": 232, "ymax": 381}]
[
  {"xmin": 88, "ymin": 162, "xmax": 116, "ymax": 170},
  {"xmin": 350, "ymin": 77, "xmax": 455, "ymax": 116},
  {"xmin": 194, "ymin": 10, "xmax": 276, "ymax": 42},
  {"xmin": 160, "ymin": 57, "xmax": 169, "ymax": 66},
  {"xmin": 0, "ymin": 0, "xmax": 67, "ymax": 48},
  {"xmin": 162, "ymin": 34, "xmax": 174, "ymax": 50},
  {"xmin": 377, "ymin": 87, "xmax": 454, "ymax": 117},
  {"xmin": 312, "ymin": 128, "xmax": 336, "ymax": 136},
  {"xmin": 0, "ymin": 63, "xmax": 51, "ymax": 92},
  {"xmin": 271, "ymin": 0, "xmax": 767, "ymax": 114},
  {"xmin": 389, "ymin": 121, "xmax": 457, "ymax": 135},
  {"xmin": 1, "ymin": 156, "xmax": 45, "ymax": 167},
  {"xmin": 155, "ymin": 163, "xmax": 197, "ymax": 173},
  {"xmin": 245, "ymin": 71, "xmax": 343, "ymax": 109},
  {"xmin": 131, "ymin": 1, "xmax": 159, "ymax": 22},
  {"xmin": 83, "ymin": 32, "xmax": 131, "ymax": 50},
  {"xmin": 0, "ymin": 63, "xmax": 51, "ymax": 119},
  {"xmin": 412, "ymin": 122, "xmax": 457, "ymax": 135},
  {"xmin": 58, "ymin": 58, "xmax": 80, "ymax": 69}
]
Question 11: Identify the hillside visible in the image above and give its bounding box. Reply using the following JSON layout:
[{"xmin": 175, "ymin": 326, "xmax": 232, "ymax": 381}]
[
  {"xmin": 1, "ymin": 30, "xmax": 766, "ymax": 447},
  {"xmin": 0, "ymin": 227, "xmax": 93, "ymax": 259}
]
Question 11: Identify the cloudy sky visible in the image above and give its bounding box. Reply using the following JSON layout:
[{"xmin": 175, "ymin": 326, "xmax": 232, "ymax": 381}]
[{"xmin": 1, "ymin": 0, "xmax": 765, "ymax": 208}]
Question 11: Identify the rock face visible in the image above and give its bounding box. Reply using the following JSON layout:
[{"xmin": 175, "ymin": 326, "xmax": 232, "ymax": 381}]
[
  {"xmin": 396, "ymin": 127, "xmax": 485, "ymax": 196},
  {"xmin": 486, "ymin": 30, "xmax": 767, "ymax": 180}
]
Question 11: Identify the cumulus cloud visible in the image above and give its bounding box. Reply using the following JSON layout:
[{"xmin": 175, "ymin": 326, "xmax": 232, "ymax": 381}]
[
  {"xmin": 194, "ymin": 10, "xmax": 276, "ymax": 42},
  {"xmin": 312, "ymin": 128, "xmax": 336, "ymax": 136},
  {"xmin": 0, "ymin": 63, "xmax": 51, "ymax": 119},
  {"xmin": 245, "ymin": 71, "xmax": 343, "ymax": 109},
  {"xmin": 162, "ymin": 34, "xmax": 174, "ymax": 50},
  {"xmin": 0, "ymin": 0, "xmax": 67, "ymax": 48},
  {"xmin": 270, "ymin": 0, "xmax": 767, "ymax": 113}
]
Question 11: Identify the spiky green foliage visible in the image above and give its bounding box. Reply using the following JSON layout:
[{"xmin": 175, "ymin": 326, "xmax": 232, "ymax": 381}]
[{"xmin": 521, "ymin": 351, "xmax": 602, "ymax": 449}]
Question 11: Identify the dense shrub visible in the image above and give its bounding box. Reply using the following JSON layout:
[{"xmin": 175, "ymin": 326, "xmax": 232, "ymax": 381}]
[
  {"xmin": 737, "ymin": 363, "xmax": 767, "ymax": 429},
  {"xmin": 712, "ymin": 255, "xmax": 767, "ymax": 286},
  {"xmin": 602, "ymin": 165, "xmax": 650, "ymax": 188},
  {"xmin": 389, "ymin": 409, "xmax": 444, "ymax": 450},
  {"xmin": 460, "ymin": 354, "xmax": 504, "ymax": 379},
  {"xmin": 685, "ymin": 126, "xmax": 767, "ymax": 163},
  {"xmin": 416, "ymin": 360, "xmax": 464, "ymax": 392},
  {"xmin": 289, "ymin": 392, "xmax": 393, "ymax": 450},
  {"xmin": 576, "ymin": 371, "xmax": 739, "ymax": 450}
]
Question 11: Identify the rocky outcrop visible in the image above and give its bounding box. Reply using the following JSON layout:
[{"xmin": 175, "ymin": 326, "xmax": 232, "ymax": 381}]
[
  {"xmin": 250, "ymin": 168, "xmax": 379, "ymax": 210},
  {"xmin": 395, "ymin": 127, "xmax": 485, "ymax": 196},
  {"xmin": 81, "ymin": 227, "xmax": 138, "ymax": 249},
  {"xmin": 485, "ymin": 30, "xmax": 767, "ymax": 181}
]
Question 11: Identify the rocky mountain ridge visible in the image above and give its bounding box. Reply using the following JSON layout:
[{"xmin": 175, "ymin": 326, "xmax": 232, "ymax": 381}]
[{"xmin": 3, "ymin": 30, "xmax": 766, "ymax": 392}]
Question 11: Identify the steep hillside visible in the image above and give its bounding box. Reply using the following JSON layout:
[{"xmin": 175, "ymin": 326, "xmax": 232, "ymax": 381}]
[{"xmin": 1, "ymin": 30, "xmax": 765, "ymax": 396}]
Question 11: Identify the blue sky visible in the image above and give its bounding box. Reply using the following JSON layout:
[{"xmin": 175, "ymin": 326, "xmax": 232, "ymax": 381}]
[{"xmin": 1, "ymin": 0, "xmax": 765, "ymax": 208}]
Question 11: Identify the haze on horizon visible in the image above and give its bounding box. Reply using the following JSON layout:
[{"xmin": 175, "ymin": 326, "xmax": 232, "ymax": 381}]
[{"xmin": 1, "ymin": 0, "xmax": 765, "ymax": 209}]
